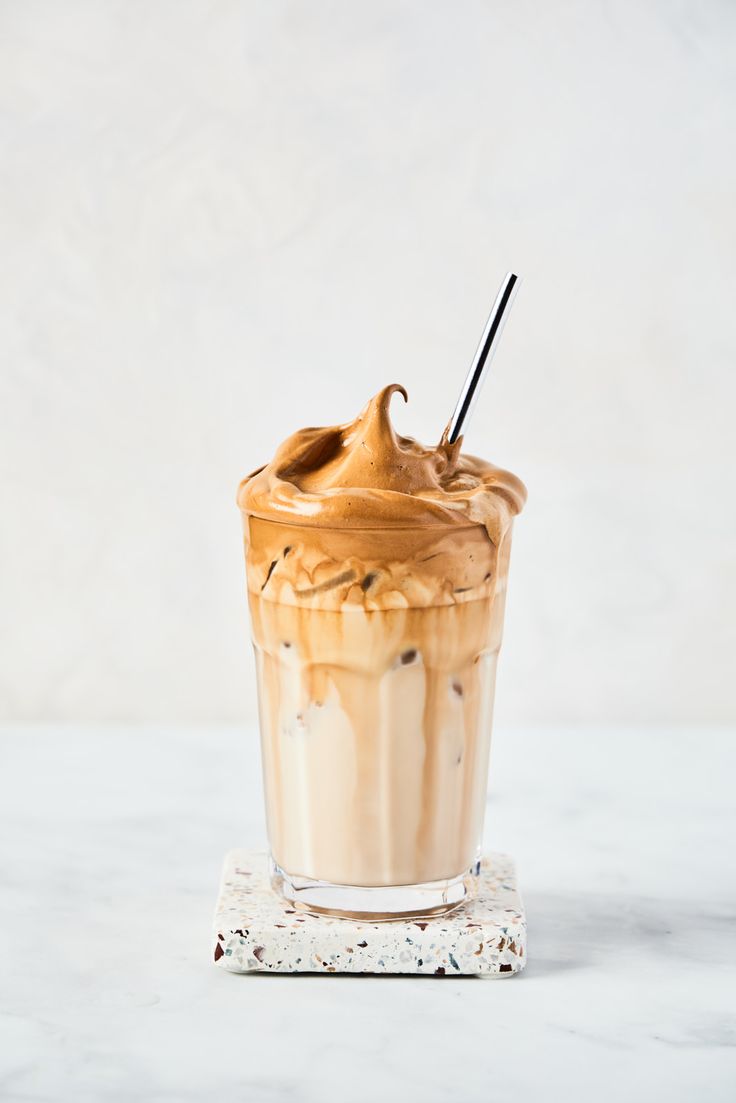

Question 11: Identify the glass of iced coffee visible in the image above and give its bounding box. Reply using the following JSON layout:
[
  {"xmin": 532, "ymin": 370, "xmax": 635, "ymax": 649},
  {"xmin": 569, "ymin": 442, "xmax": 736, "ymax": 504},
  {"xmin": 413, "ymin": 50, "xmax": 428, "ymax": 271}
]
[{"xmin": 238, "ymin": 385, "xmax": 525, "ymax": 917}]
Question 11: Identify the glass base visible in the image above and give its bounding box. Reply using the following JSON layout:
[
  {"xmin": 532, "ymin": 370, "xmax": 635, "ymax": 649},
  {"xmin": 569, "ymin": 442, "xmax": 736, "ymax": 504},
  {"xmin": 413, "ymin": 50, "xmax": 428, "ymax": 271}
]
[{"xmin": 270, "ymin": 858, "xmax": 481, "ymax": 921}]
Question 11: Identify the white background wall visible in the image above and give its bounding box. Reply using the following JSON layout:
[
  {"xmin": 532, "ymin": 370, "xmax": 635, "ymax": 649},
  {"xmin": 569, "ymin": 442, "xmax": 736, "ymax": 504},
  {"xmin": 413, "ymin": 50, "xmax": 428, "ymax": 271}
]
[{"xmin": 1, "ymin": 0, "xmax": 734, "ymax": 726}]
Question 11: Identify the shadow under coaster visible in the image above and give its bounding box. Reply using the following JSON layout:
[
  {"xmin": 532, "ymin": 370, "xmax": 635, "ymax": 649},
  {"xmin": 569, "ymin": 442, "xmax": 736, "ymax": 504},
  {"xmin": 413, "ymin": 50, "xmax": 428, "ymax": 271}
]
[{"xmin": 212, "ymin": 850, "xmax": 526, "ymax": 977}]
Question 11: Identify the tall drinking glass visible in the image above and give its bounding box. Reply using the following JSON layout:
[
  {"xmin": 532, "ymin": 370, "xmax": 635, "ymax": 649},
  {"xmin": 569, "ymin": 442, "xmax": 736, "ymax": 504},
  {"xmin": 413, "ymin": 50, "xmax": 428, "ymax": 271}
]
[{"xmin": 239, "ymin": 511, "xmax": 516, "ymax": 918}]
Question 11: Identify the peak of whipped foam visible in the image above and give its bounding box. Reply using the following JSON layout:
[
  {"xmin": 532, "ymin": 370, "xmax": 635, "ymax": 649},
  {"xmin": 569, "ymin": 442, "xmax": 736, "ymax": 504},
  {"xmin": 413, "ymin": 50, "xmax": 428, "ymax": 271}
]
[{"xmin": 238, "ymin": 385, "xmax": 526, "ymax": 539}]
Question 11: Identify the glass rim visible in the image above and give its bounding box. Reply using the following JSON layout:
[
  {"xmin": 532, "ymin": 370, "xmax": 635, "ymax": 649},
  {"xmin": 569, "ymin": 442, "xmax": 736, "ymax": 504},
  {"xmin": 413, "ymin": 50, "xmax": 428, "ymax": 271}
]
[{"xmin": 241, "ymin": 510, "xmax": 494, "ymax": 535}]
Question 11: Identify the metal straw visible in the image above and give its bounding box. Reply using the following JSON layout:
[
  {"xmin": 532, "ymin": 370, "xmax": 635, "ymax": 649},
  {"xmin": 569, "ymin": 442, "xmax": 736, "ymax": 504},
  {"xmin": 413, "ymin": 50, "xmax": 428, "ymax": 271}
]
[{"xmin": 445, "ymin": 272, "xmax": 521, "ymax": 444}]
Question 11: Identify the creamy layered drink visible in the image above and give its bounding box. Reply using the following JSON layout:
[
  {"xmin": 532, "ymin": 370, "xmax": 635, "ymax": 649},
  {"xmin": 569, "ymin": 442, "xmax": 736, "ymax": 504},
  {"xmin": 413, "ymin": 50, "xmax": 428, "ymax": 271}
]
[{"xmin": 238, "ymin": 384, "xmax": 526, "ymax": 916}]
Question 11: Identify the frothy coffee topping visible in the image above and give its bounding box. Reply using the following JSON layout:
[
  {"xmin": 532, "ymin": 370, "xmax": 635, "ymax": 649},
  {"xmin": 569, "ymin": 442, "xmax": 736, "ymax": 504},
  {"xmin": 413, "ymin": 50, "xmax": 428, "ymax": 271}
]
[{"xmin": 238, "ymin": 385, "xmax": 526, "ymax": 543}]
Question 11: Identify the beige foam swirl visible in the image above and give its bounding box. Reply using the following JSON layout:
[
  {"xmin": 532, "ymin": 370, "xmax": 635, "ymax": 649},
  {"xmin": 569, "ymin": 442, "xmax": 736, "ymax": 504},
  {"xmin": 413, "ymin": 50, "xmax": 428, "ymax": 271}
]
[{"xmin": 238, "ymin": 385, "xmax": 526, "ymax": 544}]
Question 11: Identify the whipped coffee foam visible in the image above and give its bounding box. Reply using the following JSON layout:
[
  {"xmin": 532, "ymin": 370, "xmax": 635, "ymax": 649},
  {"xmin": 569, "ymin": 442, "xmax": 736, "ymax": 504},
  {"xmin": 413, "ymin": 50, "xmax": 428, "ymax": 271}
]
[
  {"xmin": 240, "ymin": 383, "xmax": 525, "ymax": 535},
  {"xmin": 239, "ymin": 385, "xmax": 526, "ymax": 612}
]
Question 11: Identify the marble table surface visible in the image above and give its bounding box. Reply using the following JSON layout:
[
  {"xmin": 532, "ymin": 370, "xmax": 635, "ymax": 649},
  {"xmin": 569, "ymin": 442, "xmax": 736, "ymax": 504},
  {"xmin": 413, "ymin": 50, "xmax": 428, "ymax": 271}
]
[{"xmin": 1, "ymin": 725, "xmax": 734, "ymax": 1102}]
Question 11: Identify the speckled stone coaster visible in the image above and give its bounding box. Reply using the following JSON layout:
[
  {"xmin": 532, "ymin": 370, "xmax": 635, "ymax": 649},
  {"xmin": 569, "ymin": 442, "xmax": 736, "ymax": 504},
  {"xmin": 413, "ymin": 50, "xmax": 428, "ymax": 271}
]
[{"xmin": 213, "ymin": 850, "xmax": 526, "ymax": 977}]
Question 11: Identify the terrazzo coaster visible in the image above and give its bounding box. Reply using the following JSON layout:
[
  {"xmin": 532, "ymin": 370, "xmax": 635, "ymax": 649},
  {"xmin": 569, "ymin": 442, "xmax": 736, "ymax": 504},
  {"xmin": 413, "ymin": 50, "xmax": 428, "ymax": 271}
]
[{"xmin": 213, "ymin": 850, "xmax": 526, "ymax": 977}]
